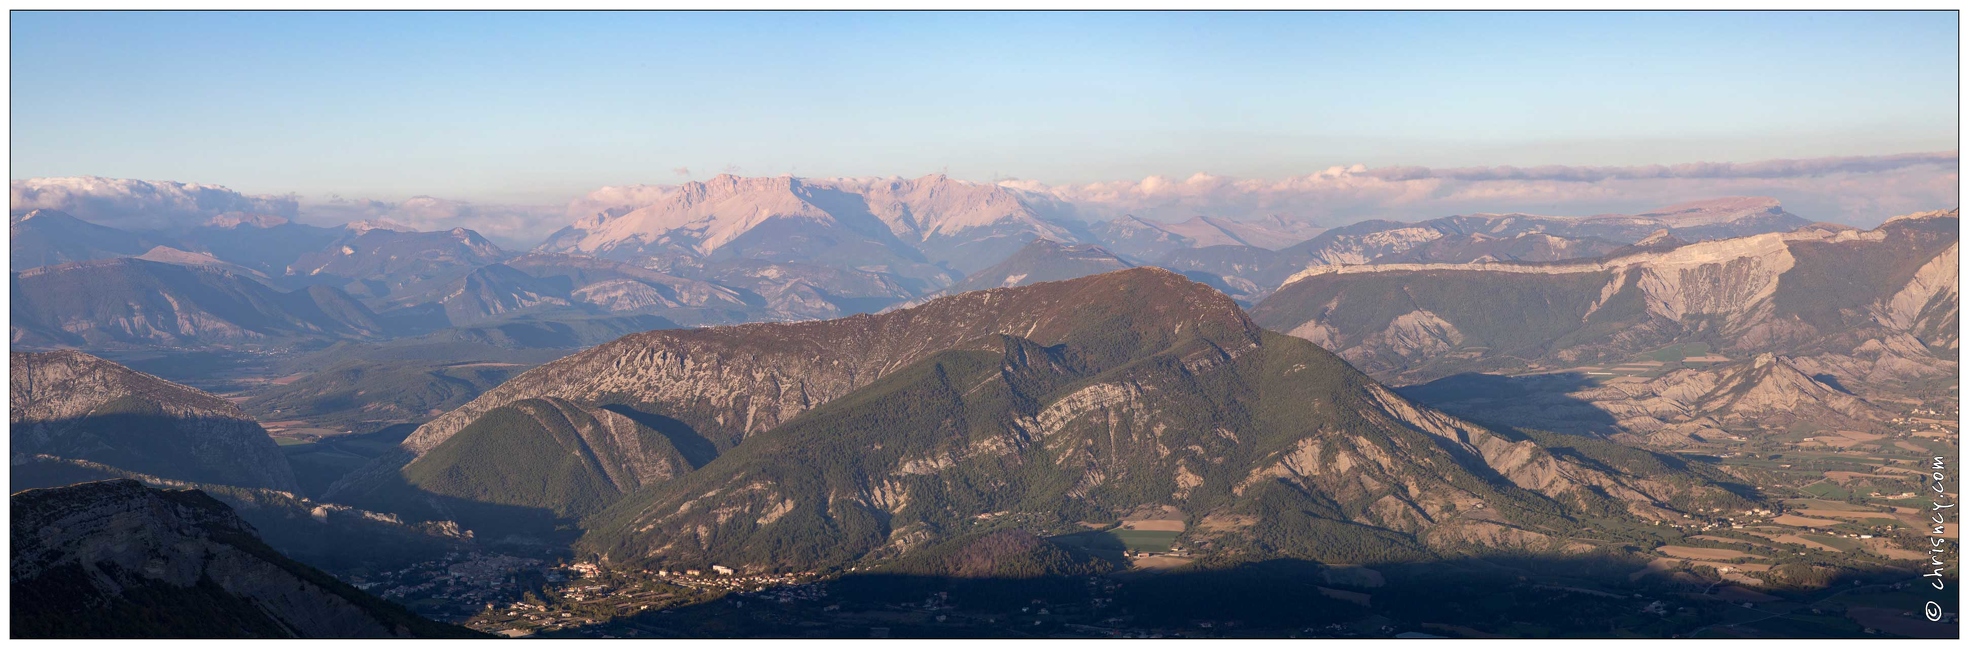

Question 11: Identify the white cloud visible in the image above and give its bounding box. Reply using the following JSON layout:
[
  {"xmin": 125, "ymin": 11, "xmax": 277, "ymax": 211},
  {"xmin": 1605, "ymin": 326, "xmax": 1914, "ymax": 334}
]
[
  {"xmin": 1007, "ymin": 152, "xmax": 1959, "ymax": 227},
  {"xmin": 298, "ymin": 196, "xmax": 564, "ymax": 247},
  {"xmin": 10, "ymin": 176, "xmax": 298, "ymax": 229},
  {"xmin": 561, "ymin": 184, "xmax": 678, "ymax": 222}
]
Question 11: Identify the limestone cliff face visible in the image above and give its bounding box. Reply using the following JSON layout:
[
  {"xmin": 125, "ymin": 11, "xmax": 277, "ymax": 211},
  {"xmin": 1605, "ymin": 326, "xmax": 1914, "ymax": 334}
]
[
  {"xmin": 11, "ymin": 350, "xmax": 297, "ymax": 492},
  {"xmin": 1172, "ymin": 197, "xmax": 1812, "ymax": 303},
  {"xmin": 1630, "ymin": 232, "xmax": 1795, "ymax": 327},
  {"xmin": 1875, "ymin": 241, "xmax": 1959, "ymax": 350},
  {"xmin": 10, "ymin": 480, "xmax": 472, "ymax": 638},
  {"xmin": 1255, "ymin": 211, "xmax": 1959, "ymax": 386}
]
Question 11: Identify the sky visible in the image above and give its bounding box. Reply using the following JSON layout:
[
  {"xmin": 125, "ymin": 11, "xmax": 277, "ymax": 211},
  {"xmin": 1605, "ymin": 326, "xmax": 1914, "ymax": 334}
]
[{"xmin": 8, "ymin": 11, "xmax": 1961, "ymax": 240}]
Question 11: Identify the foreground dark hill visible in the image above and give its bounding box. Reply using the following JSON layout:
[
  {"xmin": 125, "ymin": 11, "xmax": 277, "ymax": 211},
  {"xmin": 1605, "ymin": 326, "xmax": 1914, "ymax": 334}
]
[
  {"xmin": 11, "ymin": 350, "xmax": 297, "ymax": 491},
  {"xmin": 329, "ymin": 268, "xmax": 1750, "ymax": 571},
  {"xmin": 1252, "ymin": 210, "xmax": 1959, "ymax": 386},
  {"xmin": 10, "ymin": 480, "xmax": 480, "ymax": 638}
]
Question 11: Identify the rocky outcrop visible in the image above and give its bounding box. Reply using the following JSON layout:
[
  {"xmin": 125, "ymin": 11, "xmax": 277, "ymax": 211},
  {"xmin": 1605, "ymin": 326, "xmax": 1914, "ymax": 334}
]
[
  {"xmin": 11, "ymin": 350, "xmax": 297, "ymax": 491},
  {"xmin": 10, "ymin": 480, "xmax": 476, "ymax": 638},
  {"xmin": 1701, "ymin": 353, "xmax": 1887, "ymax": 422}
]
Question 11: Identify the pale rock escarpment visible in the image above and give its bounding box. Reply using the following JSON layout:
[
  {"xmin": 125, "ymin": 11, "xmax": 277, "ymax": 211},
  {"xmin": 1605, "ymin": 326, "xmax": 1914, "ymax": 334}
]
[
  {"xmin": 1874, "ymin": 241, "xmax": 1958, "ymax": 349},
  {"xmin": 1257, "ymin": 210, "xmax": 1958, "ymax": 387}
]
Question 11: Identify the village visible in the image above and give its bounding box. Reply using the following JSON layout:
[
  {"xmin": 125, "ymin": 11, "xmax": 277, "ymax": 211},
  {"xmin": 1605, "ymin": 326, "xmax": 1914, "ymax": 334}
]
[{"xmin": 459, "ymin": 561, "xmax": 831, "ymax": 637}]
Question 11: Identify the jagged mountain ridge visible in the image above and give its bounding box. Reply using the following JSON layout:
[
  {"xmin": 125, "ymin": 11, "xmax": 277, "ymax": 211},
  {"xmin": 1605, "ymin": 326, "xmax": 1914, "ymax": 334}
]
[{"xmin": 540, "ymin": 174, "xmax": 1085, "ymax": 276}]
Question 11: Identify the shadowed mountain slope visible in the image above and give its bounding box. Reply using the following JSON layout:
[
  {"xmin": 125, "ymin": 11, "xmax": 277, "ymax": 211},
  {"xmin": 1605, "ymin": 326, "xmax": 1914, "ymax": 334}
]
[
  {"xmin": 10, "ymin": 480, "xmax": 480, "ymax": 639},
  {"xmin": 11, "ymin": 350, "xmax": 297, "ymax": 491}
]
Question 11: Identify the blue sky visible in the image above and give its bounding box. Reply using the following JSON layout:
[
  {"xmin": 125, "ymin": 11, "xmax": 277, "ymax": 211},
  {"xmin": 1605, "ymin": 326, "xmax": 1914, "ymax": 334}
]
[{"xmin": 11, "ymin": 11, "xmax": 1960, "ymax": 203}]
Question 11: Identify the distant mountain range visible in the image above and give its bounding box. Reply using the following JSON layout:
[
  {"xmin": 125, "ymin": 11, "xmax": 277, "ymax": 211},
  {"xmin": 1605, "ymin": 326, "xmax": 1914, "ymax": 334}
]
[
  {"xmin": 903, "ymin": 239, "xmax": 1135, "ymax": 303},
  {"xmin": 10, "ymin": 209, "xmax": 169, "ymax": 270},
  {"xmin": 12, "ymin": 182, "xmax": 1840, "ymax": 353},
  {"xmin": 1161, "ymin": 197, "xmax": 1816, "ymax": 303},
  {"xmin": 540, "ymin": 174, "xmax": 1083, "ymax": 275},
  {"xmin": 1090, "ymin": 214, "xmax": 1325, "ymax": 260},
  {"xmin": 12, "ymin": 258, "xmax": 390, "ymax": 348}
]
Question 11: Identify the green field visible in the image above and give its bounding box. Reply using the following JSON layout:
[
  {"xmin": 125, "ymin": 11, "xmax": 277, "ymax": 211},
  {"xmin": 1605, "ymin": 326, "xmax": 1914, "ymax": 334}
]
[
  {"xmin": 1801, "ymin": 534, "xmax": 1861, "ymax": 552},
  {"xmin": 1802, "ymin": 482, "xmax": 1853, "ymax": 499},
  {"xmin": 1110, "ymin": 530, "xmax": 1182, "ymax": 552}
]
